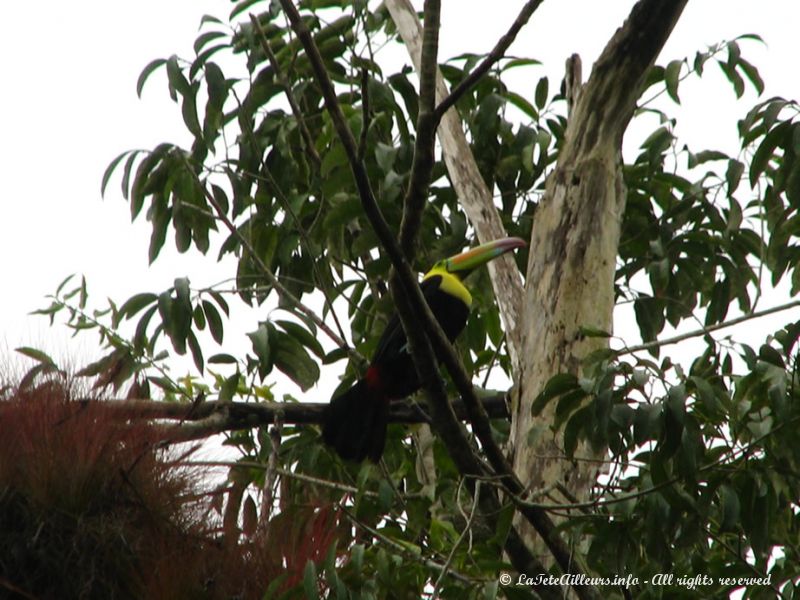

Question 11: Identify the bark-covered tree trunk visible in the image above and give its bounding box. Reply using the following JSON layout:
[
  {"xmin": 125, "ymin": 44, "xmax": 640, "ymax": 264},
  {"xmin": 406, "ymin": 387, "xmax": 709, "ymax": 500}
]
[{"xmin": 510, "ymin": 0, "xmax": 689, "ymax": 561}]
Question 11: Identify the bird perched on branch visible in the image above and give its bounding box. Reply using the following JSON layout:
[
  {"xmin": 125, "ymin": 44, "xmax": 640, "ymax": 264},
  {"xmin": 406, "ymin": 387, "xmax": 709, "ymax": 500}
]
[{"xmin": 322, "ymin": 237, "xmax": 526, "ymax": 462}]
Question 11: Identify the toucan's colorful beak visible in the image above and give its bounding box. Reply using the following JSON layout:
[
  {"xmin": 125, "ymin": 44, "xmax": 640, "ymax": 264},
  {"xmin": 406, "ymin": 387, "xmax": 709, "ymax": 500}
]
[{"xmin": 445, "ymin": 236, "xmax": 526, "ymax": 274}]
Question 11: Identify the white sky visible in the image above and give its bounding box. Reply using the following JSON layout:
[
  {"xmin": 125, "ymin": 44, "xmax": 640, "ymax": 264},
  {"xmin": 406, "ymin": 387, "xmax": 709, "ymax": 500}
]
[{"xmin": 1, "ymin": 1, "xmax": 798, "ymax": 390}]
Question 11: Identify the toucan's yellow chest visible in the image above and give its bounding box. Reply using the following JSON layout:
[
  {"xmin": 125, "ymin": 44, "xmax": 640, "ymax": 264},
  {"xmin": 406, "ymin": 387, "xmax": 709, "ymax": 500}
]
[{"xmin": 422, "ymin": 267, "xmax": 472, "ymax": 307}]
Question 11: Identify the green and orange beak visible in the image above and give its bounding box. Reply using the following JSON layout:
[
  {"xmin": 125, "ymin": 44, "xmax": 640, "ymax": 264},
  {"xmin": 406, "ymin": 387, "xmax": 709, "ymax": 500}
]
[{"xmin": 441, "ymin": 236, "xmax": 526, "ymax": 278}]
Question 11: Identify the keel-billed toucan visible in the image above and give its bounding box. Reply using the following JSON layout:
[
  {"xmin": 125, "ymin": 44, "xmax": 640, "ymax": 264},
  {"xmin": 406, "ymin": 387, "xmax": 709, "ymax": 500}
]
[{"xmin": 322, "ymin": 237, "xmax": 526, "ymax": 462}]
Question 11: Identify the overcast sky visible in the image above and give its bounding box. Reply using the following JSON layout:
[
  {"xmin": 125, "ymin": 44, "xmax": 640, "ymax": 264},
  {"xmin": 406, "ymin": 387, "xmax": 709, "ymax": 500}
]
[{"xmin": 1, "ymin": 1, "xmax": 798, "ymax": 389}]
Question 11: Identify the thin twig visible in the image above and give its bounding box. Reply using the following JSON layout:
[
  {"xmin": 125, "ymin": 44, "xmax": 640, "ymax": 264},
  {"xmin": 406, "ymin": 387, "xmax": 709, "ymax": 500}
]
[
  {"xmin": 617, "ymin": 298, "xmax": 800, "ymax": 356},
  {"xmin": 431, "ymin": 480, "xmax": 481, "ymax": 597},
  {"xmin": 512, "ymin": 413, "xmax": 800, "ymax": 513}
]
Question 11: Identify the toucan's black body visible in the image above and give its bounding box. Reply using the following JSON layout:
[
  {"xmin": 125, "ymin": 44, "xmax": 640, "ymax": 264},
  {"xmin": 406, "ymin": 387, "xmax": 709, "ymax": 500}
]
[
  {"xmin": 322, "ymin": 237, "xmax": 525, "ymax": 462},
  {"xmin": 370, "ymin": 274, "xmax": 471, "ymax": 398}
]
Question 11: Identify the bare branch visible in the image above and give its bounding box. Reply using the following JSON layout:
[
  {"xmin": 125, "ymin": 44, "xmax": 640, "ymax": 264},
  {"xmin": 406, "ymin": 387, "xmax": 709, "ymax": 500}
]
[
  {"xmin": 246, "ymin": 166, "xmax": 351, "ymax": 345},
  {"xmin": 617, "ymin": 298, "xmax": 800, "ymax": 356},
  {"xmin": 433, "ymin": 0, "xmax": 545, "ymax": 123},
  {"xmin": 259, "ymin": 419, "xmax": 282, "ymax": 528},
  {"xmin": 388, "ymin": 279, "xmax": 577, "ymax": 599},
  {"xmin": 276, "ymin": 0, "xmax": 415, "ymax": 301},
  {"xmin": 564, "ymin": 54, "xmax": 583, "ymax": 116},
  {"xmin": 398, "ymin": 0, "xmax": 441, "ymax": 258},
  {"xmin": 79, "ymin": 393, "xmax": 510, "ymax": 428}
]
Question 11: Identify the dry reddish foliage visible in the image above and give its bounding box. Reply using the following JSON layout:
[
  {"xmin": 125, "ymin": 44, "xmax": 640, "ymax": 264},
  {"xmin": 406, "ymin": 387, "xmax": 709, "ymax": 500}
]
[{"xmin": 0, "ymin": 381, "xmax": 340, "ymax": 599}]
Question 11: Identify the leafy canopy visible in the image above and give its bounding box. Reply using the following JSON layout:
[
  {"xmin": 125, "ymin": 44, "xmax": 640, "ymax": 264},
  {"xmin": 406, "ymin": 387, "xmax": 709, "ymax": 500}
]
[{"xmin": 18, "ymin": 1, "xmax": 800, "ymax": 598}]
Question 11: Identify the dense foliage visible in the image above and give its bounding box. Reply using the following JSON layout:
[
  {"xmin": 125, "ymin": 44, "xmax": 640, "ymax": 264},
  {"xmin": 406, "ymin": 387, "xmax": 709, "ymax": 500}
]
[{"xmin": 13, "ymin": 1, "xmax": 800, "ymax": 598}]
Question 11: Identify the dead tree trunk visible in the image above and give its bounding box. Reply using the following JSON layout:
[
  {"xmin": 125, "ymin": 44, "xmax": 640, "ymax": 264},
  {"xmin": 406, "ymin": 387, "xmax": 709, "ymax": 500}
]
[{"xmin": 510, "ymin": 0, "xmax": 689, "ymax": 561}]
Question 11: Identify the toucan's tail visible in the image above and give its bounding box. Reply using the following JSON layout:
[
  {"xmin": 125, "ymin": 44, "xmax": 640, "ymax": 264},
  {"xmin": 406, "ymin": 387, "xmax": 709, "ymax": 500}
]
[{"xmin": 322, "ymin": 379, "xmax": 388, "ymax": 462}]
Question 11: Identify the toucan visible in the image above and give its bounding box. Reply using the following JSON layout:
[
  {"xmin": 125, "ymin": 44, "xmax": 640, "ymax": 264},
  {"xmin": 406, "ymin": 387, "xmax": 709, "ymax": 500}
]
[{"xmin": 322, "ymin": 237, "xmax": 526, "ymax": 462}]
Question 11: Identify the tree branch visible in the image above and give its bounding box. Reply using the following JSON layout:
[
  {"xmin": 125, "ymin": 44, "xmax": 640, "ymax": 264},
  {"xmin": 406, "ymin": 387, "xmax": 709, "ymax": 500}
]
[
  {"xmin": 277, "ymin": 0, "xmax": 406, "ymax": 275},
  {"xmin": 617, "ymin": 298, "xmax": 800, "ymax": 356},
  {"xmin": 389, "ymin": 278, "xmax": 580, "ymax": 599},
  {"xmin": 564, "ymin": 0, "xmax": 690, "ymax": 156},
  {"xmin": 433, "ymin": 0, "xmax": 544, "ymax": 123},
  {"xmin": 510, "ymin": 0, "xmax": 688, "ymax": 577},
  {"xmin": 385, "ymin": 0, "xmax": 525, "ymax": 370},
  {"xmin": 79, "ymin": 393, "xmax": 510, "ymax": 428},
  {"xmin": 398, "ymin": 0, "xmax": 441, "ymax": 258},
  {"xmin": 277, "ymin": 3, "xmax": 591, "ymax": 592}
]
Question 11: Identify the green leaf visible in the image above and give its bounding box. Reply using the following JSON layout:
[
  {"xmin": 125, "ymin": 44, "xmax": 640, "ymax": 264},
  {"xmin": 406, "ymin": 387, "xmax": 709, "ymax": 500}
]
[
  {"xmin": 350, "ymin": 544, "xmax": 364, "ymax": 575},
  {"xmin": 202, "ymin": 300, "xmax": 224, "ymax": 344},
  {"xmin": 117, "ymin": 293, "xmax": 158, "ymax": 322},
  {"xmin": 750, "ymin": 121, "xmax": 789, "ymax": 185},
  {"xmin": 531, "ymin": 373, "xmax": 579, "ymax": 416},
  {"xmin": 136, "ymin": 58, "xmax": 167, "ymax": 98},
  {"xmin": 303, "ymin": 560, "xmax": 320, "ymax": 600},
  {"xmin": 276, "ymin": 319, "xmax": 324, "ymax": 358},
  {"xmin": 120, "ymin": 151, "xmax": 143, "ymax": 204},
  {"xmin": 725, "ymin": 159, "xmax": 744, "ymax": 196},
  {"xmin": 133, "ymin": 305, "xmax": 158, "ymax": 349},
  {"xmin": 378, "ymin": 479, "xmax": 394, "ymax": 511},
  {"xmin": 230, "ymin": 0, "xmax": 262, "ymax": 20},
  {"xmin": 101, "ymin": 150, "xmax": 132, "ymax": 197},
  {"xmin": 374, "ymin": 142, "xmax": 399, "ymax": 173},
  {"xmin": 15, "ymin": 347, "xmax": 58, "ymax": 368},
  {"xmin": 564, "ymin": 405, "xmax": 589, "ymax": 458},
  {"xmin": 664, "ymin": 59, "xmax": 682, "ymax": 104},
  {"xmin": 273, "ymin": 330, "xmax": 320, "ymax": 391},
  {"xmin": 192, "ymin": 303, "xmax": 206, "ymax": 330},
  {"xmin": 203, "ymin": 63, "xmax": 227, "ymax": 141},
  {"xmin": 199, "ymin": 14, "xmax": 223, "ymax": 26},
  {"xmin": 717, "ymin": 60, "xmax": 745, "ymax": 98},
  {"xmin": 208, "ymin": 289, "xmax": 230, "ymax": 316},
  {"xmin": 148, "ymin": 193, "xmax": 170, "ymax": 264},
  {"xmin": 208, "ymin": 353, "xmax": 237, "ymax": 364},
  {"xmin": 503, "ymin": 90, "xmax": 537, "ymax": 121},
  {"xmin": 218, "ymin": 372, "xmax": 240, "ymax": 403},
  {"xmin": 166, "ymin": 55, "xmax": 191, "ymax": 99},
  {"xmin": 55, "ymin": 273, "xmax": 76, "ymax": 296},
  {"xmin": 248, "ymin": 323, "xmax": 271, "ymax": 377},
  {"xmin": 187, "ymin": 330, "xmax": 204, "ymax": 373},
  {"xmin": 737, "ymin": 57, "xmax": 764, "ymax": 95},
  {"xmin": 690, "ymin": 149, "xmax": 728, "ymax": 166},
  {"xmin": 534, "ymin": 76, "xmax": 549, "ymax": 110},
  {"xmin": 501, "ymin": 57, "xmax": 541, "ymax": 71},
  {"xmin": 194, "ymin": 30, "xmax": 227, "ymax": 55},
  {"xmin": 718, "ymin": 484, "xmax": 741, "ymax": 532}
]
